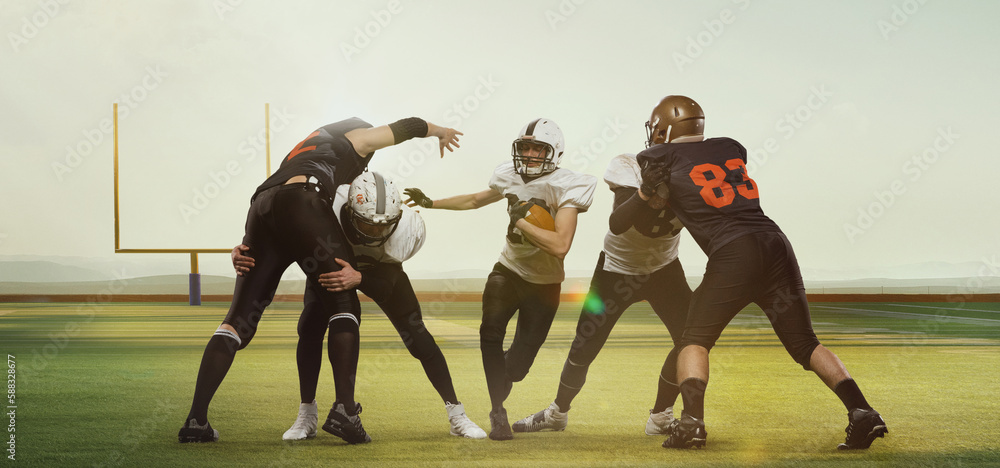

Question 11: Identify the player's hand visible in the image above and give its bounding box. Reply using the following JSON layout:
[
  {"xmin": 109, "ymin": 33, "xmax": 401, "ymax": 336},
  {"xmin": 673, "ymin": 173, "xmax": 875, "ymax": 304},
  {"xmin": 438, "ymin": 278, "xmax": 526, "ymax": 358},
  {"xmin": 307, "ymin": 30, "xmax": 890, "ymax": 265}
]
[
  {"xmin": 404, "ymin": 188, "xmax": 434, "ymax": 208},
  {"xmin": 427, "ymin": 122, "xmax": 462, "ymax": 158},
  {"xmin": 639, "ymin": 162, "xmax": 670, "ymax": 198},
  {"xmin": 318, "ymin": 258, "xmax": 362, "ymax": 292},
  {"xmin": 231, "ymin": 244, "xmax": 255, "ymax": 276},
  {"xmin": 508, "ymin": 200, "xmax": 535, "ymax": 225}
]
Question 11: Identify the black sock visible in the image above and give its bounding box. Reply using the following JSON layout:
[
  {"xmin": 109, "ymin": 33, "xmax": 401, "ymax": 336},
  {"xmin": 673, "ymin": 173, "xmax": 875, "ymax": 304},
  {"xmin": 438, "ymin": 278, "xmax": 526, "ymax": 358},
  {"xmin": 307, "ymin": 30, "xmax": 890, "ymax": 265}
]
[
  {"xmin": 833, "ymin": 379, "xmax": 872, "ymax": 411},
  {"xmin": 419, "ymin": 349, "xmax": 458, "ymax": 404},
  {"xmin": 554, "ymin": 359, "xmax": 588, "ymax": 413},
  {"xmin": 296, "ymin": 335, "xmax": 324, "ymax": 403},
  {"xmin": 328, "ymin": 324, "xmax": 360, "ymax": 410},
  {"xmin": 679, "ymin": 378, "xmax": 707, "ymax": 420},
  {"xmin": 652, "ymin": 348, "xmax": 681, "ymax": 413},
  {"xmin": 481, "ymin": 339, "xmax": 509, "ymax": 410},
  {"xmin": 186, "ymin": 334, "xmax": 239, "ymax": 425}
]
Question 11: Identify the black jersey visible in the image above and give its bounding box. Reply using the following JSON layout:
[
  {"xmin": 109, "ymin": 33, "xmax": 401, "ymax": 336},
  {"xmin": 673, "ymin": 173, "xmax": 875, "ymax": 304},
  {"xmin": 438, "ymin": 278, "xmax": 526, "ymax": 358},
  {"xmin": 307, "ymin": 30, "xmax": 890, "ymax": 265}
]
[
  {"xmin": 636, "ymin": 137, "xmax": 779, "ymax": 255},
  {"xmin": 252, "ymin": 118, "xmax": 374, "ymax": 201}
]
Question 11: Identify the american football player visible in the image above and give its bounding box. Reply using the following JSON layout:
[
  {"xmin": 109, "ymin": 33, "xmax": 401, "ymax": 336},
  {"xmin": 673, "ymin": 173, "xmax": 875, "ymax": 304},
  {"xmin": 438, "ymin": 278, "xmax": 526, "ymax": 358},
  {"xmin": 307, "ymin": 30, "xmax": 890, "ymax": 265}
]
[
  {"xmin": 178, "ymin": 117, "xmax": 462, "ymax": 444},
  {"xmin": 510, "ymin": 149, "xmax": 694, "ymax": 435},
  {"xmin": 404, "ymin": 118, "xmax": 597, "ymax": 440},
  {"xmin": 230, "ymin": 171, "xmax": 486, "ymax": 443},
  {"xmin": 632, "ymin": 96, "xmax": 886, "ymax": 450}
]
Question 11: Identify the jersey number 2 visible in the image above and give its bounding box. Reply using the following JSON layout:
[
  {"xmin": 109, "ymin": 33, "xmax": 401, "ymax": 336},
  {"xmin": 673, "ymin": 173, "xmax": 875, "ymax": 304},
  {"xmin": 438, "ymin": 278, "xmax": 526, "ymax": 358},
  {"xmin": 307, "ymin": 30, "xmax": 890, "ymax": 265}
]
[{"xmin": 689, "ymin": 159, "xmax": 759, "ymax": 208}]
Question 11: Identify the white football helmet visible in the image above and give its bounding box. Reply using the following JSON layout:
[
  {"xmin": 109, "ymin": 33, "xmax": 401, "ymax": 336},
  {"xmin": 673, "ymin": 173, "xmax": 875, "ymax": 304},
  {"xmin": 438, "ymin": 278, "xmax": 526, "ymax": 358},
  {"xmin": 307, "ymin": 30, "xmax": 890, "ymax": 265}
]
[
  {"xmin": 511, "ymin": 118, "xmax": 564, "ymax": 177},
  {"xmin": 346, "ymin": 171, "xmax": 403, "ymax": 246}
]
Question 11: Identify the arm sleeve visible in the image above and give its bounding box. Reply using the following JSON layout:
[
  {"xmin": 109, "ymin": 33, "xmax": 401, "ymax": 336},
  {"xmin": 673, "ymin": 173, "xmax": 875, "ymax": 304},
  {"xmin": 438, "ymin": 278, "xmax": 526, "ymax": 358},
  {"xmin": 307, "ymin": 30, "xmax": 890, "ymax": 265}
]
[{"xmin": 609, "ymin": 187, "xmax": 654, "ymax": 235}]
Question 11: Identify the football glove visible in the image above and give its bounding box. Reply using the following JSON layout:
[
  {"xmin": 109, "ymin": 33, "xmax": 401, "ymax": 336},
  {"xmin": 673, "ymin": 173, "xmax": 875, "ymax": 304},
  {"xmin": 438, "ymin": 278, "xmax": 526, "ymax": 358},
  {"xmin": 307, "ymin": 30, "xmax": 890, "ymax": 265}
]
[
  {"xmin": 508, "ymin": 200, "xmax": 535, "ymax": 225},
  {"xmin": 639, "ymin": 162, "xmax": 670, "ymax": 198},
  {"xmin": 403, "ymin": 187, "xmax": 433, "ymax": 208}
]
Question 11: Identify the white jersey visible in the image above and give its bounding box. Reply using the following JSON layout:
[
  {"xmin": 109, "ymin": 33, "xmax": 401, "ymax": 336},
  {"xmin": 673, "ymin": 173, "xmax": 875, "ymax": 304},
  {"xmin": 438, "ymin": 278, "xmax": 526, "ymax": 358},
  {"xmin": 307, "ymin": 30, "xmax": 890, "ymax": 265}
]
[
  {"xmin": 489, "ymin": 161, "xmax": 597, "ymax": 284},
  {"xmin": 602, "ymin": 153, "xmax": 683, "ymax": 275},
  {"xmin": 332, "ymin": 185, "xmax": 425, "ymax": 265}
]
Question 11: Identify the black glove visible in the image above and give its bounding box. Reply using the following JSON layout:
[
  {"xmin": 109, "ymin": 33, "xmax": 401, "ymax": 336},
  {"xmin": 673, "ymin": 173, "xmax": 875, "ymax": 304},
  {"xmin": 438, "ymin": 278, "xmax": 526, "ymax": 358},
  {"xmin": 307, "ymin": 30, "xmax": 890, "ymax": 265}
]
[
  {"xmin": 508, "ymin": 200, "xmax": 535, "ymax": 225},
  {"xmin": 403, "ymin": 187, "xmax": 433, "ymax": 208},
  {"xmin": 639, "ymin": 162, "xmax": 670, "ymax": 197}
]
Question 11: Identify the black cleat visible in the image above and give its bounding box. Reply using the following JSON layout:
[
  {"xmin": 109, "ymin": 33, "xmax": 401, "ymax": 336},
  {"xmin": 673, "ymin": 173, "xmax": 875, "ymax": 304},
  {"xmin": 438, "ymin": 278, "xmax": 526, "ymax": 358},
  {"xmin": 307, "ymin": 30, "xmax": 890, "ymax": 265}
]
[
  {"xmin": 488, "ymin": 407, "xmax": 513, "ymax": 441},
  {"xmin": 837, "ymin": 408, "xmax": 888, "ymax": 450},
  {"xmin": 178, "ymin": 418, "xmax": 219, "ymax": 443},
  {"xmin": 662, "ymin": 414, "xmax": 707, "ymax": 449},
  {"xmin": 322, "ymin": 402, "xmax": 371, "ymax": 444}
]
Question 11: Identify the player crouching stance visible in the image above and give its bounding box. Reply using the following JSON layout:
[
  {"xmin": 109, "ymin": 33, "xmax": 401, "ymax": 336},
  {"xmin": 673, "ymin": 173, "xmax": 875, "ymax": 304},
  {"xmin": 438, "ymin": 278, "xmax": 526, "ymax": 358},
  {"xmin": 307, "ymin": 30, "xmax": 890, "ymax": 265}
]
[
  {"xmin": 405, "ymin": 118, "xmax": 597, "ymax": 440},
  {"xmin": 634, "ymin": 96, "xmax": 887, "ymax": 450},
  {"xmin": 178, "ymin": 116, "xmax": 461, "ymax": 443},
  {"xmin": 512, "ymin": 152, "xmax": 693, "ymax": 436},
  {"xmin": 231, "ymin": 172, "xmax": 486, "ymax": 441}
]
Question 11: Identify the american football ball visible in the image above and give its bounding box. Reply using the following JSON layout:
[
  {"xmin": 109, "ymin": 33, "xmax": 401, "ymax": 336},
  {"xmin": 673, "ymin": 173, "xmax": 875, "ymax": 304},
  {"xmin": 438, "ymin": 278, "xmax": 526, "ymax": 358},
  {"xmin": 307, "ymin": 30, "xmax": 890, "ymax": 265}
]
[{"xmin": 523, "ymin": 204, "xmax": 556, "ymax": 231}]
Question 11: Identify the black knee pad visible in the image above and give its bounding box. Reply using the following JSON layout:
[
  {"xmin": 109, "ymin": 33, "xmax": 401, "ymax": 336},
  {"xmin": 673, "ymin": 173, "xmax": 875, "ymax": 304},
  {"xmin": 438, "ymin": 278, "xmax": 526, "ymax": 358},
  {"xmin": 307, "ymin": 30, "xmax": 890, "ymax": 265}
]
[
  {"xmin": 479, "ymin": 323, "xmax": 505, "ymax": 347},
  {"xmin": 790, "ymin": 340, "xmax": 820, "ymax": 370},
  {"xmin": 403, "ymin": 329, "xmax": 439, "ymax": 362},
  {"xmin": 223, "ymin": 318, "xmax": 258, "ymax": 350}
]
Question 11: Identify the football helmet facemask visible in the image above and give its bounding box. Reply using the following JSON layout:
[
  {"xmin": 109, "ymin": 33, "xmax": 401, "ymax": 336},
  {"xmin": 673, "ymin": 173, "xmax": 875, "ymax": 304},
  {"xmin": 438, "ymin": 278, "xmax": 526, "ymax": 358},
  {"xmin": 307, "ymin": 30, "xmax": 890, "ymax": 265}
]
[
  {"xmin": 346, "ymin": 171, "xmax": 403, "ymax": 246},
  {"xmin": 645, "ymin": 95, "xmax": 705, "ymax": 148},
  {"xmin": 511, "ymin": 118, "xmax": 564, "ymax": 177}
]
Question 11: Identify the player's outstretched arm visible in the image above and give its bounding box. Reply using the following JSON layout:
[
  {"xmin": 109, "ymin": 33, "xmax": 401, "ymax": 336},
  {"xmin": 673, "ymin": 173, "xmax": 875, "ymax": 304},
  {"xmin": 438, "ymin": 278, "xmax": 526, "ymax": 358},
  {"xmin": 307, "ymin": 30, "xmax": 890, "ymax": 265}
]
[
  {"xmin": 517, "ymin": 207, "xmax": 579, "ymax": 259},
  {"xmin": 404, "ymin": 187, "xmax": 503, "ymax": 210},
  {"xmin": 346, "ymin": 118, "xmax": 462, "ymax": 157}
]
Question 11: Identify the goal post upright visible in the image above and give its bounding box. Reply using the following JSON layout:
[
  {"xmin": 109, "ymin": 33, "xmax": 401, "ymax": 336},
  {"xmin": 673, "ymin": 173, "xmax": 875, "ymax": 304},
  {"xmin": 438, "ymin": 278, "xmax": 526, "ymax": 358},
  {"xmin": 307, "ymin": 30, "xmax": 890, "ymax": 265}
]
[{"xmin": 113, "ymin": 103, "xmax": 272, "ymax": 305}]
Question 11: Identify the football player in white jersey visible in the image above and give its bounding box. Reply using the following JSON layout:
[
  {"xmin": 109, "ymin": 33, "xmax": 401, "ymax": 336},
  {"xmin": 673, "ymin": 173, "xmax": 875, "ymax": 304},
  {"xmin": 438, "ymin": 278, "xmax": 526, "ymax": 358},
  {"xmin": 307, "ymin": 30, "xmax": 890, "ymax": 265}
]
[
  {"xmin": 403, "ymin": 118, "xmax": 597, "ymax": 440},
  {"xmin": 511, "ymin": 153, "xmax": 694, "ymax": 436},
  {"xmin": 231, "ymin": 171, "xmax": 486, "ymax": 442}
]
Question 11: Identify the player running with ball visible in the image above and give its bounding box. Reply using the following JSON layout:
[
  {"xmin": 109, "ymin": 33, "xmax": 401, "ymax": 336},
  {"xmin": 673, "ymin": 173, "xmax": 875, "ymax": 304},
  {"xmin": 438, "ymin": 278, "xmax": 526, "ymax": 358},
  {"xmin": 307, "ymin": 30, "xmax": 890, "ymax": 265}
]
[
  {"xmin": 404, "ymin": 118, "xmax": 597, "ymax": 440},
  {"xmin": 231, "ymin": 171, "xmax": 486, "ymax": 443},
  {"xmin": 511, "ymin": 151, "xmax": 693, "ymax": 437},
  {"xmin": 633, "ymin": 95, "xmax": 887, "ymax": 450}
]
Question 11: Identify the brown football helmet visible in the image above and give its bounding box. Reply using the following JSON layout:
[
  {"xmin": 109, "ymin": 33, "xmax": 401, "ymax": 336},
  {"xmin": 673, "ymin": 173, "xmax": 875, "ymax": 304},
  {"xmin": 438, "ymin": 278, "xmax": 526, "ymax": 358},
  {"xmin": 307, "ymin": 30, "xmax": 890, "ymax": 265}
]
[{"xmin": 645, "ymin": 95, "xmax": 705, "ymax": 147}]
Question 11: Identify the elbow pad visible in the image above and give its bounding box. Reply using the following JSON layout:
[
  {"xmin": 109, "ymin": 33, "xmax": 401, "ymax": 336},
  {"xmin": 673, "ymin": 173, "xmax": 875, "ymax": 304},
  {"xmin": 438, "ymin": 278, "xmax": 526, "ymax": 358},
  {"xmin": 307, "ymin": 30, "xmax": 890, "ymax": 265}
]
[{"xmin": 388, "ymin": 117, "xmax": 429, "ymax": 144}]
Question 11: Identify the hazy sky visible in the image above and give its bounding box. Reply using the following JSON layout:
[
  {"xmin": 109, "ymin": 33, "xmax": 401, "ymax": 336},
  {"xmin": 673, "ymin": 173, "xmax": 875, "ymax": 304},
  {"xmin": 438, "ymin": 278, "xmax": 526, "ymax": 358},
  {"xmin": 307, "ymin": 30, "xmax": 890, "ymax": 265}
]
[{"xmin": 2, "ymin": 1, "xmax": 998, "ymax": 281}]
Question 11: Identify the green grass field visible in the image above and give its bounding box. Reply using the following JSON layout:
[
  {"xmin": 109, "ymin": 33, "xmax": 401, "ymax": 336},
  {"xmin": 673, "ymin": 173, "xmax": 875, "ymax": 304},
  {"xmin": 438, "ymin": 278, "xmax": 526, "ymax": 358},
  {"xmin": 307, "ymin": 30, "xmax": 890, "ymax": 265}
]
[{"xmin": 2, "ymin": 300, "xmax": 999, "ymax": 467}]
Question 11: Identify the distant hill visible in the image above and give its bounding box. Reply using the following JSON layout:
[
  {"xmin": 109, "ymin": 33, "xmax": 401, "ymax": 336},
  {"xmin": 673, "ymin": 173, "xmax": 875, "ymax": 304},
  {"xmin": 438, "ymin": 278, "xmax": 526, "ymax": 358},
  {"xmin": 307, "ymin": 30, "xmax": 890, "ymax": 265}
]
[{"xmin": 1, "ymin": 256, "xmax": 998, "ymax": 295}]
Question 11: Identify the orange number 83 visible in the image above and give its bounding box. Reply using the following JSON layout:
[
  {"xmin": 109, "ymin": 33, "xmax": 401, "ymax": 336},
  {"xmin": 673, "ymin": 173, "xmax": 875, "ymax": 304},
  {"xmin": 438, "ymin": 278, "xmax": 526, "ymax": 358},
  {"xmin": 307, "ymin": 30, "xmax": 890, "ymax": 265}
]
[{"xmin": 689, "ymin": 159, "xmax": 759, "ymax": 208}]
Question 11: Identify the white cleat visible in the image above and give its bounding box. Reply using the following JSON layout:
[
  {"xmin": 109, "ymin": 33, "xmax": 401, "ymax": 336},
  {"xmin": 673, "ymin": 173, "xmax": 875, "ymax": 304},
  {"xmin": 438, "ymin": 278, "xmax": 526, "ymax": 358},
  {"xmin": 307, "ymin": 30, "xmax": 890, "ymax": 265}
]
[
  {"xmin": 282, "ymin": 400, "xmax": 318, "ymax": 441},
  {"xmin": 645, "ymin": 406, "xmax": 676, "ymax": 435},
  {"xmin": 446, "ymin": 402, "xmax": 487, "ymax": 439},
  {"xmin": 512, "ymin": 402, "xmax": 568, "ymax": 433}
]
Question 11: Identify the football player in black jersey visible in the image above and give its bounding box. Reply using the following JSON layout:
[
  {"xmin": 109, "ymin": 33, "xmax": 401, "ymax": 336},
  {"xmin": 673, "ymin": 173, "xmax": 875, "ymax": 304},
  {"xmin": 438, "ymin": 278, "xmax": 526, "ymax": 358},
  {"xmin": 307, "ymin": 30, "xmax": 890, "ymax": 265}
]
[
  {"xmin": 632, "ymin": 96, "xmax": 886, "ymax": 450},
  {"xmin": 178, "ymin": 117, "xmax": 461, "ymax": 444}
]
